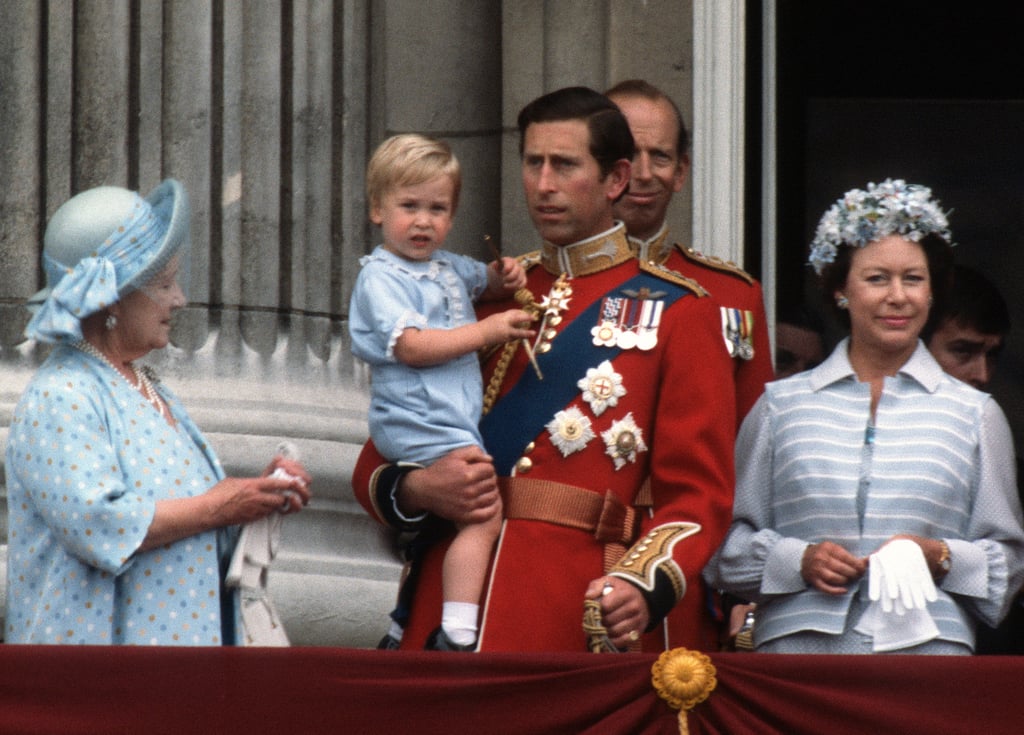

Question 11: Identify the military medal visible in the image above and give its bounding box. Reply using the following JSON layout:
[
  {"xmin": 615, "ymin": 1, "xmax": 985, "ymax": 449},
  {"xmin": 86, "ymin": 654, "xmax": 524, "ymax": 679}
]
[
  {"xmin": 720, "ymin": 307, "xmax": 755, "ymax": 360},
  {"xmin": 636, "ymin": 299, "xmax": 663, "ymax": 351},
  {"xmin": 601, "ymin": 412, "xmax": 647, "ymax": 470},
  {"xmin": 594, "ymin": 290, "xmax": 665, "ymax": 351},
  {"xmin": 616, "ymin": 329, "xmax": 638, "ymax": 350},
  {"xmin": 535, "ymin": 275, "xmax": 573, "ymax": 355},
  {"xmin": 592, "ymin": 296, "xmax": 624, "ymax": 347},
  {"xmin": 720, "ymin": 307, "xmax": 736, "ymax": 357},
  {"xmin": 538, "ymin": 276, "xmax": 573, "ymax": 318},
  {"xmin": 577, "ymin": 359, "xmax": 626, "ymax": 416},
  {"xmin": 591, "ymin": 320, "xmax": 618, "ymax": 347},
  {"xmin": 738, "ymin": 309, "xmax": 755, "ymax": 359},
  {"xmin": 614, "ymin": 296, "xmax": 639, "ymax": 349},
  {"xmin": 546, "ymin": 407, "xmax": 596, "ymax": 457}
]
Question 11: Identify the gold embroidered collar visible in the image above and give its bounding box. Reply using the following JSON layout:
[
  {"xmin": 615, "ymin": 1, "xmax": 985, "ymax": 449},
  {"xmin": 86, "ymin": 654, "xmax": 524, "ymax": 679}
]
[
  {"xmin": 627, "ymin": 224, "xmax": 672, "ymax": 266},
  {"xmin": 540, "ymin": 224, "xmax": 633, "ymax": 277}
]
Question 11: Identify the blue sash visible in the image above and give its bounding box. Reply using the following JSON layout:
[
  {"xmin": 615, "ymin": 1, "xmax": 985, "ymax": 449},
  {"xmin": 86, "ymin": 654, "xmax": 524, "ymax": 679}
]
[{"xmin": 479, "ymin": 273, "xmax": 692, "ymax": 475}]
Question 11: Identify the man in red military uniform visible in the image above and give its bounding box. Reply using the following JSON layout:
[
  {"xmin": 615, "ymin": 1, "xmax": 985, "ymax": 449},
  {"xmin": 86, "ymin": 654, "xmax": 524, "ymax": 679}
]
[
  {"xmin": 605, "ymin": 80, "xmax": 774, "ymax": 650},
  {"xmin": 606, "ymin": 80, "xmax": 774, "ymax": 423},
  {"xmin": 352, "ymin": 86, "xmax": 736, "ymax": 653}
]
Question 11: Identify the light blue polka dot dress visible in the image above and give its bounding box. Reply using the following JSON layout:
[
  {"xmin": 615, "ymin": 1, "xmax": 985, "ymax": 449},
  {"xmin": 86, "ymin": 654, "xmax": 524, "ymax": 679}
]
[{"xmin": 5, "ymin": 345, "xmax": 239, "ymax": 645}]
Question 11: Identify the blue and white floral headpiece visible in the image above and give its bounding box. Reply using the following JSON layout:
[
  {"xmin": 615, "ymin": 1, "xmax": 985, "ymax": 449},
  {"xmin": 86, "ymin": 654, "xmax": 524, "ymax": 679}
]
[{"xmin": 808, "ymin": 178, "xmax": 953, "ymax": 275}]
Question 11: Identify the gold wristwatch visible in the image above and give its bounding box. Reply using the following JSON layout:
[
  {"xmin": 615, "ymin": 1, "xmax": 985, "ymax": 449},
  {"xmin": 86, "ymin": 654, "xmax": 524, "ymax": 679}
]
[{"xmin": 936, "ymin": 540, "xmax": 952, "ymax": 577}]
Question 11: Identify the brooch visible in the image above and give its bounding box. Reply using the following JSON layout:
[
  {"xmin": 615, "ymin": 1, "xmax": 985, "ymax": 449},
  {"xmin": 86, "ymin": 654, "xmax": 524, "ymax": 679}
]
[
  {"xmin": 534, "ymin": 275, "xmax": 573, "ymax": 355},
  {"xmin": 546, "ymin": 407, "xmax": 596, "ymax": 457},
  {"xmin": 577, "ymin": 360, "xmax": 626, "ymax": 416},
  {"xmin": 601, "ymin": 413, "xmax": 647, "ymax": 470}
]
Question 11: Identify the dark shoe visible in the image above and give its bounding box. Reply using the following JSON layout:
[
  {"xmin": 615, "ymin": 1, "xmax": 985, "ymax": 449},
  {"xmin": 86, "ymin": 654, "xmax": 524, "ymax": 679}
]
[
  {"xmin": 425, "ymin": 626, "xmax": 476, "ymax": 652},
  {"xmin": 377, "ymin": 633, "xmax": 402, "ymax": 650}
]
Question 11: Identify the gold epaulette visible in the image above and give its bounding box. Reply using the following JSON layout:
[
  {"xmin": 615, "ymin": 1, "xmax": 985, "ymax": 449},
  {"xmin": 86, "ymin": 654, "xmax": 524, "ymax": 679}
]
[
  {"xmin": 638, "ymin": 257, "xmax": 709, "ymax": 298},
  {"xmin": 676, "ymin": 243, "xmax": 755, "ymax": 285}
]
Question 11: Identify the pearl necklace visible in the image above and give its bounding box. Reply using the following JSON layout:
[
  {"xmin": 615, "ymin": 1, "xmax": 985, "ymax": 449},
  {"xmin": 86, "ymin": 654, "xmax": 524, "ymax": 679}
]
[{"xmin": 74, "ymin": 340, "xmax": 168, "ymax": 419}]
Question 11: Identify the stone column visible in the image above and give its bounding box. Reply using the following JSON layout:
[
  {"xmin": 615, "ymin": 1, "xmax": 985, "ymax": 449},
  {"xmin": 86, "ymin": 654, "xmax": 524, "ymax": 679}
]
[
  {"xmin": 371, "ymin": 0, "xmax": 503, "ymax": 263},
  {"xmin": 0, "ymin": 0, "xmax": 720, "ymax": 648},
  {"xmin": 500, "ymin": 0, "xmax": 697, "ymax": 255}
]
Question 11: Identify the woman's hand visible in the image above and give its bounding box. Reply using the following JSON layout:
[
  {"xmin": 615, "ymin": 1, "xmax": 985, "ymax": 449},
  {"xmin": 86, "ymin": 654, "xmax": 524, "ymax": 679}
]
[
  {"xmin": 398, "ymin": 445, "xmax": 501, "ymax": 525},
  {"xmin": 584, "ymin": 576, "xmax": 650, "ymax": 650},
  {"xmin": 263, "ymin": 454, "xmax": 313, "ymax": 511},
  {"xmin": 141, "ymin": 473, "xmax": 311, "ymax": 552},
  {"xmin": 208, "ymin": 473, "xmax": 311, "ymax": 524},
  {"xmin": 263, "ymin": 454, "xmax": 312, "ymax": 486},
  {"xmin": 801, "ymin": 541, "xmax": 868, "ymax": 595}
]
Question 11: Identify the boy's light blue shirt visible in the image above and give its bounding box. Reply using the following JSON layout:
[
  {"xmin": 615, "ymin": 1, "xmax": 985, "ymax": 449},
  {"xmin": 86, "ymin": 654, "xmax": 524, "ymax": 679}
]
[{"xmin": 349, "ymin": 246, "xmax": 489, "ymax": 464}]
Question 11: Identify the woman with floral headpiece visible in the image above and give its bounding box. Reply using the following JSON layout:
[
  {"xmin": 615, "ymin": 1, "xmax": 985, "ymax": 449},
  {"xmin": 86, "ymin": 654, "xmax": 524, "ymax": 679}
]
[
  {"xmin": 706, "ymin": 179, "xmax": 1024, "ymax": 654},
  {"xmin": 4, "ymin": 180, "xmax": 312, "ymax": 645}
]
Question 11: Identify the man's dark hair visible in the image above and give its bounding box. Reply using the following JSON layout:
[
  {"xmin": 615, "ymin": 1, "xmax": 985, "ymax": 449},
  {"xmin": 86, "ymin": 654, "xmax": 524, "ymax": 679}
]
[
  {"xmin": 922, "ymin": 263, "xmax": 1010, "ymax": 342},
  {"xmin": 605, "ymin": 78, "xmax": 690, "ymax": 157},
  {"xmin": 516, "ymin": 86, "xmax": 635, "ymax": 178}
]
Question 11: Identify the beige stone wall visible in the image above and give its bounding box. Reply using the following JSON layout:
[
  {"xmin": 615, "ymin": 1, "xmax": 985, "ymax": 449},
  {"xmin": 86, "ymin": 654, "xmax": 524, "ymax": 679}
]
[
  {"xmin": 500, "ymin": 0, "xmax": 696, "ymax": 254},
  {"xmin": 0, "ymin": 0, "xmax": 702, "ymax": 646}
]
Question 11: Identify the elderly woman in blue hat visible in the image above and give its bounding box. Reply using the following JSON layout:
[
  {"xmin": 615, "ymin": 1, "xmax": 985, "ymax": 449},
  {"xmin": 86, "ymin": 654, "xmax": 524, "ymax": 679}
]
[
  {"xmin": 5, "ymin": 179, "xmax": 311, "ymax": 645},
  {"xmin": 707, "ymin": 179, "xmax": 1024, "ymax": 655}
]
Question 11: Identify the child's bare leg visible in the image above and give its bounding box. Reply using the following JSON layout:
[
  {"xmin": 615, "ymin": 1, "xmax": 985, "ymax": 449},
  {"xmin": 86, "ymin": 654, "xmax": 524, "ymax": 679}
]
[
  {"xmin": 444, "ymin": 504, "xmax": 502, "ymax": 603},
  {"xmin": 440, "ymin": 496, "xmax": 503, "ymax": 645}
]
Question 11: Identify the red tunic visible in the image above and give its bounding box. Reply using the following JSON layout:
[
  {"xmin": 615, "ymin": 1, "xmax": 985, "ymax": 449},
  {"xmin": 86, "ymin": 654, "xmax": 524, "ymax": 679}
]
[
  {"xmin": 352, "ymin": 226, "xmax": 736, "ymax": 653},
  {"xmin": 632, "ymin": 230, "xmax": 774, "ymax": 424},
  {"xmin": 631, "ymin": 230, "xmax": 773, "ymax": 650}
]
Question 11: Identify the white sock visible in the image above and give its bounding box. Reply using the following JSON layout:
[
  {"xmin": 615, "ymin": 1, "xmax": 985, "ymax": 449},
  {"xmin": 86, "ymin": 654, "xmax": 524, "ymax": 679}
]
[
  {"xmin": 387, "ymin": 620, "xmax": 404, "ymax": 642},
  {"xmin": 441, "ymin": 601, "xmax": 479, "ymax": 646}
]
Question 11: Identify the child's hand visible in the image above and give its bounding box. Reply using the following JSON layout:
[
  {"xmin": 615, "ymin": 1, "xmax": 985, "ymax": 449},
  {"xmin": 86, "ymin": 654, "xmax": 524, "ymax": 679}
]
[
  {"xmin": 479, "ymin": 308, "xmax": 535, "ymax": 347},
  {"xmin": 489, "ymin": 257, "xmax": 527, "ymax": 294}
]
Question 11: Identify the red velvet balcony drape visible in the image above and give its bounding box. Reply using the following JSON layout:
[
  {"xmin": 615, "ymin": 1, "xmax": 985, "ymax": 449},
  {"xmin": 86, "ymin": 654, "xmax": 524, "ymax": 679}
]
[
  {"xmin": 0, "ymin": 646, "xmax": 1020, "ymax": 734},
  {"xmin": 695, "ymin": 652, "xmax": 1022, "ymax": 735},
  {"xmin": 0, "ymin": 646, "xmax": 675, "ymax": 734}
]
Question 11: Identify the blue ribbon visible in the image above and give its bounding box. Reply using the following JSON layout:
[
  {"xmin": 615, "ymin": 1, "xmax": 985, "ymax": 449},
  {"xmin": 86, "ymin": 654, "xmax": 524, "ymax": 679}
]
[
  {"xmin": 25, "ymin": 257, "xmax": 119, "ymax": 342},
  {"xmin": 479, "ymin": 273, "xmax": 691, "ymax": 475}
]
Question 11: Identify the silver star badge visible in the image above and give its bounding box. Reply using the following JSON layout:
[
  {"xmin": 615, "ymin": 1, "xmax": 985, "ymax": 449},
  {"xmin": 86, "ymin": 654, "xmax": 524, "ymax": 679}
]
[
  {"xmin": 601, "ymin": 412, "xmax": 647, "ymax": 470},
  {"xmin": 545, "ymin": 407, "xmax": 596, "ymax": 457},
  {"xmin": 577, "ymin": 360, "xmax": 626, "ymax": 416}
]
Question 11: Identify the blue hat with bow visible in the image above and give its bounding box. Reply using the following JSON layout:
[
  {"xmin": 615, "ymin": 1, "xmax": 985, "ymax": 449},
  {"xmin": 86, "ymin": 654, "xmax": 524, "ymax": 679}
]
[{"xmin": 25, "ymin": 178, "xmax": 189, "ymax": 343}]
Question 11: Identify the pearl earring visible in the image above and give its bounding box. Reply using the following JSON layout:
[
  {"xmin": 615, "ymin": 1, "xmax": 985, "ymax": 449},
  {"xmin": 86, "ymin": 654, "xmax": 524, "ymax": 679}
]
[
  {"xmin": 105, "ymin": 314, "xmax": 118, "ymax": 331},
  {"xmin": 836, "ymin": 295, "xmax": 849, "ymax": 310}
]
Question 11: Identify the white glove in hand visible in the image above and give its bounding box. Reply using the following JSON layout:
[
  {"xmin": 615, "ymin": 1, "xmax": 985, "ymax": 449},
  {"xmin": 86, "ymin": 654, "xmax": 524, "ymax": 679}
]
[
  {"xmin": 857, "ymin": 538, "xmax": 940, "ymax": 652},
  {"xmin": 870, "ymin": 538, "xmax": 937, "ymax": 614}
]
